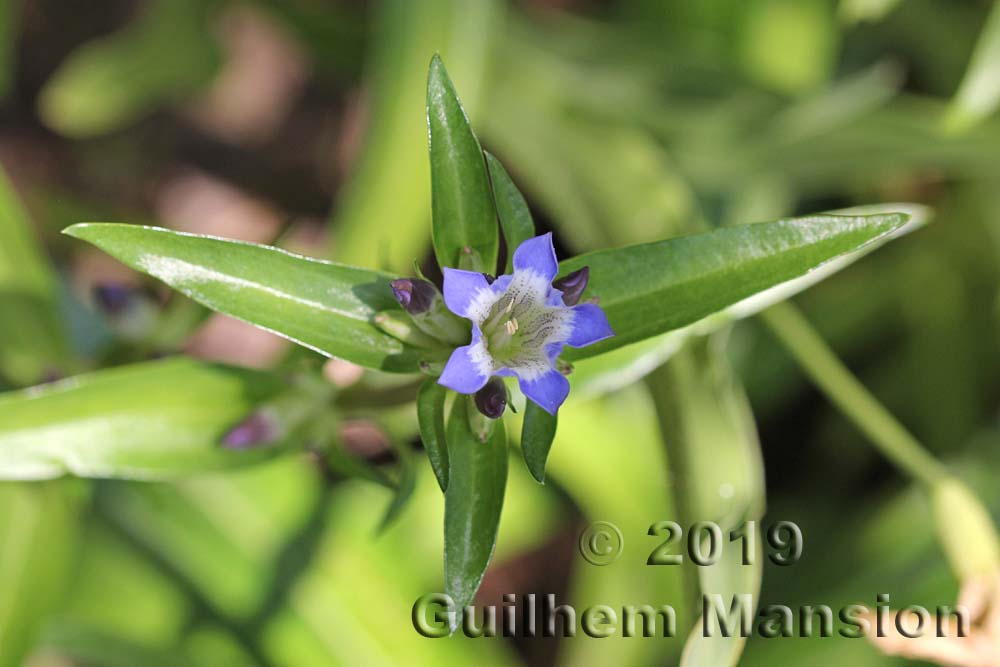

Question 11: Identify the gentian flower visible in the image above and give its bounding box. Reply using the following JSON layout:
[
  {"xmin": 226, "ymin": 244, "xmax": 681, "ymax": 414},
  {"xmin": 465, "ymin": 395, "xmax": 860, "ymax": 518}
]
[{"xmin": 437, "ymin": 233, "xmax": 614, "ymax": 414}]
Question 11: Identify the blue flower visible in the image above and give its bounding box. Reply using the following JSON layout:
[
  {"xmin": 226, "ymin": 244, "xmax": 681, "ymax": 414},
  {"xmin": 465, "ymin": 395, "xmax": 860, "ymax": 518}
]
[{"xmin": 437, "ymin": 233, "xmax": 614, "ymax": 414}]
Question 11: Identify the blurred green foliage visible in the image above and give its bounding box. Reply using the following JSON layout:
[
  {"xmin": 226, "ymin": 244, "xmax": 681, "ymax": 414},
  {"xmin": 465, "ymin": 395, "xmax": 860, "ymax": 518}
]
[{"xmin": 0, "ymin": 1, "xmax": 999, "ymax": 666}]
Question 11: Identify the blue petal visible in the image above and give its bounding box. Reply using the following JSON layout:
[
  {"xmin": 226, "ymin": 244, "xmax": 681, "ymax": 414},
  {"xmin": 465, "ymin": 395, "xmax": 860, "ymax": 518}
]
[
  {"xmin": 490, "ymin": 274, "xmax": 513, "ymax": 295},
  {"xmin": 513, "ymin": 233, "xmax": 558, "ymax": 282},
  {"xmin": 442, "ymin": 268, "xmax": 492, "ymax": 319},
  {"xmin": 438, "ymin": 342, "xmax": 490, "ymax": 394},
  {"xmin": 519, "ymin": 370, "xmax": 570, "ymax": 415},
  {"xmin": 566, "ymin": 303, "xmax": 614, "ymax": 348}
]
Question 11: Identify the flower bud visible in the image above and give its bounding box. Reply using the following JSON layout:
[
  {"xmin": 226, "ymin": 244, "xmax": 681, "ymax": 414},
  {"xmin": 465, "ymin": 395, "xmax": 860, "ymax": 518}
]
[
  {"xmin": 387, "ymin": 277, "xmax": 470, "ymax": 345},
  {"xmin": 222, "ymin": 411, "xmax": 278, "ymax": 449},
  {"xmin": 474, "ymin": 377, "xmax": 507, "ymax": 419},
  {"xmin": 390, "ymin": 278, "xmax": 438, "ymax": 315},
  {"xmin": 92, "ymin": 283, "xmax": 135, "ymax": 316},
  {"xmin": 553, "ymin": 267, "xmax": 590, "ymax": 306},
  {"xmin": 92, "ymin": 282, "xmax": 158, "ymax": 340}
]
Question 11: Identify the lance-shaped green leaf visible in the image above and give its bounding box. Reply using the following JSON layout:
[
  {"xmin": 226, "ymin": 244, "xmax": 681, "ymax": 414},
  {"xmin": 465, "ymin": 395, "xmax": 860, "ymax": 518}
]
[
  {"xmin": 558, "ymin": 211, "xmax": 911, "ymax": 360},
  {"xmin": 444, "ymin": 396, "xmax": 507, "ymax": 621},
  {"xmin": 427, "ymin": 54, "xmax": 498, "ymax": 272},
  {"xmin": 567, "ymin": 204, "xmax": 929, "ymax": 397},
  {"xmin": 485, "ymin": 152, "xmax": 535, "ymax": 273},
  {"xmin": 0, "ymin": 357, "xmax": 285, "ymax": 480},
  {"xmin": 64, "ymin": 223, "xmax": 426, "ymax": 372},
  {"xmin": 417, "ymin": 377, "xmax": 449, "ymax": 491},
  {"xmin": 520, "ymin": 401, "xmax": 556, "ymax": 484},
  {"xmin": 0, "ymin": 481, "xmax": 82, "ymax": 667}
]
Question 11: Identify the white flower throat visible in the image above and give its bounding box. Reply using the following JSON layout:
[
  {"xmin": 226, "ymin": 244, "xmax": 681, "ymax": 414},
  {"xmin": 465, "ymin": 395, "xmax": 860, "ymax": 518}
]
[{"xmin": 471, "ymin": 271, "xmax": 574, "ymax": 378}]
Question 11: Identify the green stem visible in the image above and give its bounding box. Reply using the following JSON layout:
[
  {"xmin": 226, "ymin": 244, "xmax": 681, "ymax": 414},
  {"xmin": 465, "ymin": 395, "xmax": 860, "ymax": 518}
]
[{"xmin": 761, "ymin": 301, "xmax": 948, "ymax": 486}]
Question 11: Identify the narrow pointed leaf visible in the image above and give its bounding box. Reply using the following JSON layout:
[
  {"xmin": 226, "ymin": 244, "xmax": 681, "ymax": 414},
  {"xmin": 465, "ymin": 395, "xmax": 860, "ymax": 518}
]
[
  {"xmin": 444, "ymin": 396, "xmax": 507, "ymax": 617},
  {"xmin": 485, "ymin": 151, "xmax": 535, "ymax": 272},
  {"xmin": 427, "ymin": 54, "xmax": 498, "ymax": 272},
  {"xmin": 417, "ymin": 377, "xmax": 449, "ymax": 491},
  {"xmin": 64, "ymin": 223, "xmax": 426, "ymax": 372},
  {"xmin": 558, "ymin": 211, "xmax": 911, "ymax": 359},
  {"xmin": 520, "ymin": 400, "xmax": 556, "ymax": 483},
  {"xmin": 0, "ymin": 357, "xmax": 285, "ymax": 480}
]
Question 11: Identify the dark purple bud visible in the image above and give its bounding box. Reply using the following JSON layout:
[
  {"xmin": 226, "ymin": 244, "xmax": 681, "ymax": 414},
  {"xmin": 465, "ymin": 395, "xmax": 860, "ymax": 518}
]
[
  {"xmin": 92, "ymin": 283, "xmax": 135, "ymax": 316},
  {"xmin": 222, "ymin": 411, "xmax": 278, "ymax": 449},
  {"xmin": 552, "ymin": 267, "xmax": 589, "ymax": 306},
  {"xmin": 474, "ymin": 377, "xmax": 507, "ymax": 419},
  {"xmin": 482, "ymin": 273, "xmax": 496, "ymax": 285},
  {"xmin": 390, "ymin": 278, "xmax": 438, "ymax": 314}
]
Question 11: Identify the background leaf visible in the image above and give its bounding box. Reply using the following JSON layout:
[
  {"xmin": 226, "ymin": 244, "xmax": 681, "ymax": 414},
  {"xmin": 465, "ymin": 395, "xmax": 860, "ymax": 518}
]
[
  {"xmin": 37, "ymin": 0, "xmax": 220, "ymax": 137},
  {"xmin": 330, "ymin": 0, "xmax": 499, "ymax": 271},
  {"xmin": 945, "ymin": 0, "xmax": 1000, "ymax": 132},
  {"xmin": 427, "ymin": 55, "xmax": 499, "ymax": 272},
  {"xmin": 647, "ymin": 335, "xmax": 766, "ymax": 667},
  {"xmin": 0, "ymin": 164, "xmax": 72, "ymax": 385},
  {"xmin": 0, "ymin": 481, "xmax": 82, "ymax": 667},
  {"xmin": 0, "ymin": 357, "xmax": 284, "ymax": 480},
  {"xmin": 65, "ymin": 223, "xmax": 427, "ymax": 373},
  {"xmin": 541, "ymin": 387, "xmax": 688, "ymax": 666},
  {"xmin": 839, "ymin": 0, "xmax": 904, "ymax": 25}
]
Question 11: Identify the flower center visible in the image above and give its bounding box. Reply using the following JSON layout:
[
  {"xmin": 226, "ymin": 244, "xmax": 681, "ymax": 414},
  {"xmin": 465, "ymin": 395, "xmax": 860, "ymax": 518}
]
[{"xmin": 481, "ymin": 293, "xmax": 525, "ymax": 361}]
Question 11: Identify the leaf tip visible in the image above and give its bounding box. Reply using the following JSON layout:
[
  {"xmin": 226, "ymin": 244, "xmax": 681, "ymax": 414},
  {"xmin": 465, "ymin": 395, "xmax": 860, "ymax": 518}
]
[
  {"xmin": 528, "ymin": 465, "xmax": 547, "ymax": 485},
  {"xmin": 61, "ymin": 223, "xmax": 91, "ymax": 239},
  {"xmin": 427, "ymin": 52, "xmax": 458, "ymax": 102},
  {"xmin": 427, "ymin": 53, "xmax": 448, "ymax": 87}
]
